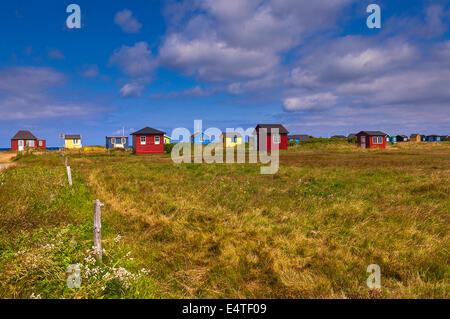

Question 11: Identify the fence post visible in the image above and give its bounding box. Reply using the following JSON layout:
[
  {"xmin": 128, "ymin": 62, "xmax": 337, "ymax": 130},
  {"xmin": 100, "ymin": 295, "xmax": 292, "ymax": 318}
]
[
  {"xmin": 65, "ymin": 157, "xmax": 68, "ymax": 167},
  {"xmin": 94, "ymin": 200, "xmax": 104, "ymax": 263},
  {"xmin": 66, "ymin": 166, "xmax": 72, "ymax": 186}
]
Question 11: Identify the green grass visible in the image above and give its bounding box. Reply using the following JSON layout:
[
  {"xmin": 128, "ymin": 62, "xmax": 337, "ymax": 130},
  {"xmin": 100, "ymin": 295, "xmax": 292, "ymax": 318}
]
[{"xmin": 0, "ymin": 143, "xmax": 448, "ymax": 298}]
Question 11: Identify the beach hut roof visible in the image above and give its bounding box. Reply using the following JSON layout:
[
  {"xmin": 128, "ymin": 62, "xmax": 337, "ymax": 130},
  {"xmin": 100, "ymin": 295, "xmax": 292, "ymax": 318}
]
[
  {"xmin": 131, "ymin": 127, "xmax": 165, "ymax": 136},
  {"xmin": 255, "ymin": 124, "xmax": 289, "ymax": 134},
  {"xmin": 65, "ymin": 134, "xmax": 81, "ymax": 139},
  {"xmin": 12, "ymin": 130, "xmax": 37, "ymax": 140},
  {"xmin": 358, "ymin": 131, "xmax": 387, "ymax": 136}
]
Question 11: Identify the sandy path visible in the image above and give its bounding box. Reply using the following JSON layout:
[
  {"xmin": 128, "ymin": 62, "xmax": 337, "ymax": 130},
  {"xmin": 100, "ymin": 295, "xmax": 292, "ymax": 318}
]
[
  {"xmin": 0, "ymin": 152, "xmax": 15, "ymax": 163},
  {"xmin": 0, "ymin": 152, "xmax": 15, "ymax": 170}
]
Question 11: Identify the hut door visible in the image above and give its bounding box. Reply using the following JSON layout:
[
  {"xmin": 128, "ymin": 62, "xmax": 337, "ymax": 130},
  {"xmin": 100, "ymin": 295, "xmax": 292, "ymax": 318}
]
[
  {"xmin": 18, "ymin": 140, "xmax": 24, "ymax": 151},
  {"xmin": 361, "ymin": 136, "xmax": 366, "ymax": 148}
]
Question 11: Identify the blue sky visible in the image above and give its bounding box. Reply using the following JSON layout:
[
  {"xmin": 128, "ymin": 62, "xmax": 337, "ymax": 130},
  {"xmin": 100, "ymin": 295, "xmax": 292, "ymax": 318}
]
[{"xmin": 0, "ymin": 0, "xmax": 449, "ymax": 147}]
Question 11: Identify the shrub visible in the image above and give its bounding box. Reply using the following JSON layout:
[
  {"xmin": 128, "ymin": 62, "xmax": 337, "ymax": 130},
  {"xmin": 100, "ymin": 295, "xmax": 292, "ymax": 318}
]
[{"xmin": 164, "ymin": 143, "xmax": 177, "ymax": 154}]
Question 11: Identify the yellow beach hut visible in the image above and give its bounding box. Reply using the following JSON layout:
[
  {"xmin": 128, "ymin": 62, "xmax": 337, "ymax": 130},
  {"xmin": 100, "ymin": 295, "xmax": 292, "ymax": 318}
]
[
  {"xmin": 164, "ymin": 135, "xmax": 172, "ymax": 144},
  {"xmin": 221, "ymin": 132, "xmax": 243, "ymax": 148},
  {"xmin": 64, "ymin": 134, "xmax": 82, "ymax": 149},
  {"xmin": 410, "ymin": 134, "xmax": 421, "ymax": 142}
]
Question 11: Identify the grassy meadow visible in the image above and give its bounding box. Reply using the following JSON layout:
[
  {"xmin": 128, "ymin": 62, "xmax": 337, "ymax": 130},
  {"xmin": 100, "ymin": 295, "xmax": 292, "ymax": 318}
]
[{"xmin": 0, "ymin": 141, "xmax": 448, "ymax": 299}]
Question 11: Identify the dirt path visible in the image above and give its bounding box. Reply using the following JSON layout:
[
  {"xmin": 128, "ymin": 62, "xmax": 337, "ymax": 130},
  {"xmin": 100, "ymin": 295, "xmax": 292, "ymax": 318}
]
[{"xmin": 0, "ymin": 152, "xmax": 15, "ymax": 170}]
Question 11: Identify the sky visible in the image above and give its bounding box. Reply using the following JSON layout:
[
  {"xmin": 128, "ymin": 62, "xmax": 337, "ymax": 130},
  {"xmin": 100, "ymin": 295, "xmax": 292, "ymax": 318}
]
[{"xmin": 0, "ymin": 0, "xmax": 449, "ymax": 147}]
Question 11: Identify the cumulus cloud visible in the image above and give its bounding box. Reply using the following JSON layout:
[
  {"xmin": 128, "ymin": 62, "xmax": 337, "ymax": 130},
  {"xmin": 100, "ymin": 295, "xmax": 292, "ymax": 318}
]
[
  {"xmin": 283, "ymin": 93, "xmax": 338, "ymax": 112},
  {"xmin": 421, "ymin": 5, "xmax": 448, "ymax": 38},
  {"xmin": 110, "ymin": 42, "xmax": 157, "ymax": 77},
  {"xmin": 109, "ymin": 42, "xmax": 157, "ymax": 98},
  {"xmin": 285, "ymin": 36, "xmax": 450, "ymax": 111},
  {"xmin": 280, "ymin": 32, "xmax": 450, "ymax": 134},
  {"xmin": 120, "ymin": 82, "xmax": 146, "ymax": 98},
  {"xmin": 47, "ymin": 48, "xmax": 65, "ymax": 60},
  {"xmin": 0, "ymin": 67, "xmax": 101, "ymax": 120},
  {"xmin": 152, "ymin": 85, "xmax": 216, "ymax": 98},
  {"xmin": 159, "ymin": 0, "xmax": 354, "ymax": 84},
  {"xmin": 114, "ymin": 9, "xmax": 142, "ymax": 33},
  {"xmin": 160, "ymin": 34, "xmax": 278, "ymax": 81},
  {"xmin": 79, "ymin": 64, "xmax": 99, "ymax": 78},
  {"xmin": 283, "ymin": 102, "xmax": 450, "ymax": 138}
]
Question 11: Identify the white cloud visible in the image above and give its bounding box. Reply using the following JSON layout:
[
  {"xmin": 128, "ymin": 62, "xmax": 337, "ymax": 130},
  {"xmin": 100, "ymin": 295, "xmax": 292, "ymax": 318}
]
[
  {"xmin": 120, "ymin": 82, "xmax": 146, "ymax": 98},
  {"xmin": 0, "ymin": 67, "xmax": 103, "ymax": 120},
  {"xmin": 110, "ymin": 42, "xmax": 157, "ymax": 77},
  {"xmin": 114, "ymin": 9, "xmax": 142, "ymax": 33},
  {"xmin": 286, "ymin": 36, "xmax": 450, "ymax": 112},
  {"xmin": 79, "ymin": 64, "xmax": 99, "ymax": 78},
  {"xmin": 47, "ymin": 48, "xmax": 65, "ymax": 60},
  {"xmin": 152, "ymin": 85, "xmax": 216, "ymax": 98},
  {"xmin": 159, "ymin": 0, "xmax": 354, "ymax": 85},
  {"xmin": 160, "ymin": 34, "xmax": 278, "ymax": 81},
  {"xmin": 283, "ymin": 93, "xmax": 338, "ymax": 112}
]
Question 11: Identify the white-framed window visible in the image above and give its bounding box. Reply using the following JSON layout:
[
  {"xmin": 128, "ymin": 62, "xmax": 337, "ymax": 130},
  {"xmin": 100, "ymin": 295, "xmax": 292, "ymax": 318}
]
[
  {"xmin": 39, "ymin": 140, "xmax": 43, "ymax": 147},
  {"xmin": 273, "ymin": 135, "xmax": 281, "ymax": 144},
  {"xmin": 73, "ymin": 139, "xmax": 80, "ymax": 145},
  {"xmin": 372, "ymin": 136, "xmax": 383, "ymax": 144},
  {"xmin": 199, "ymin": 136, "xmax": 204, "ymax": 142},
  {"xmin": 27, "ymin": 140, "xmax": 35, "ymax": 147},
  {"xmin": 121, "ymin": 138, "xmax": 126, "ymax": 144},
  {"xmin": 111, "ymin": 138, "xmax": 116, "ymax": 144},
  {"xmin": 140, "ymin": 136, "xmax": 146, "ymax": 145},
  {"xmin": 155, "ymin": 136, "xmax": 160, "ymax": 145}
]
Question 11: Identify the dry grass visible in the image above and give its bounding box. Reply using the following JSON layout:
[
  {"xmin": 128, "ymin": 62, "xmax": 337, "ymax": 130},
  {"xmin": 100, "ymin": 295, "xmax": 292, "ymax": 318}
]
[
  {"xmin": 0, "ymin": 142, "xmax": 448, "ymax": 298},
  {"xmin": 0, "ymin": 152, "xmax": 15, "ymax": 164}
]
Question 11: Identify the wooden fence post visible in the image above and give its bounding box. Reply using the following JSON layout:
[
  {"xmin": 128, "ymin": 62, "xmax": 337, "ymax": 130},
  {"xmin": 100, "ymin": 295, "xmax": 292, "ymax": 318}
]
[
  {"xmin": 66, "ymin": 166, "xmax": 72, "ymax": 186},
  {"xmin": 65, "ymin": 157, "xmax": 68, "ymax": 167},
  {"xmin": 94, "ymin": 200, "xmax": 104, "ymax": 263}
]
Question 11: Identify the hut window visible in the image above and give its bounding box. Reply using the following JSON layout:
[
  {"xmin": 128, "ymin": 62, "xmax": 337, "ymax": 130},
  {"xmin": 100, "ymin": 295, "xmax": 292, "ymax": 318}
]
[
  {"xmin": 140, "ymin": 136, "xmax": 146, "ymax": 145},
  {"xmin": 27, "ymin": 140, "xmax": 35, "ymax": 147},
  {"xmin": 73, "ymin": 139, "xmax": 79, "ymax": 145},
  {"xmin": 121, "ymin": 138, "xmax": 126, "ymax": 144},
  {"xmin": 111, "ymin": 138, "xmax": 116, "ymax": 144},
  {"xmin": 39, "ymin": 141, "xmax": 43, "ymax": 147},
  {"xmin": 155, "ymin": 136, "xmax": 161, "ymax": 145},
  {"xmin": 273, "ymin": 135, "xmax": 281, "ymax": 144},
  {"xmin": 372, "ymin": 136, "xmax": 383, "ymax": 144}
]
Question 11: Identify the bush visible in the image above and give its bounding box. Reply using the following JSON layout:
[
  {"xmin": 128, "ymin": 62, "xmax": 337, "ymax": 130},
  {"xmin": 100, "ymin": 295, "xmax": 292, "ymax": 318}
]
[
  {"xmin": 164, "ymin": 143, "xmax": 177, "ymax": 154},
  {"xmin": 288, "ymin": 141, "xmax": 297, "ymax": 147},
  {"xmin": 348, "ymin": 137, "xmax": 357, "ymax": 144}
]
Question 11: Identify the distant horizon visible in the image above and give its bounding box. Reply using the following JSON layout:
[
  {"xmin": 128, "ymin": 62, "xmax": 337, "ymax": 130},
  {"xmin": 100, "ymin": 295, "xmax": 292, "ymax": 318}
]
[
  {"xmin": 1, "ymin": 130, "xmax": 448, "ymax": 150},
  {"xmin": 1, "ymin": 0, "xmax": 449, "ymax": 148}
]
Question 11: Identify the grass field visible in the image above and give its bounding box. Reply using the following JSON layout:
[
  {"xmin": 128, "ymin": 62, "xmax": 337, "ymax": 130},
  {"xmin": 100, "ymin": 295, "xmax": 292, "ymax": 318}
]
[{"xmin": 0, "ymin": 142, "xmax": 448, "ymax": 299}]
